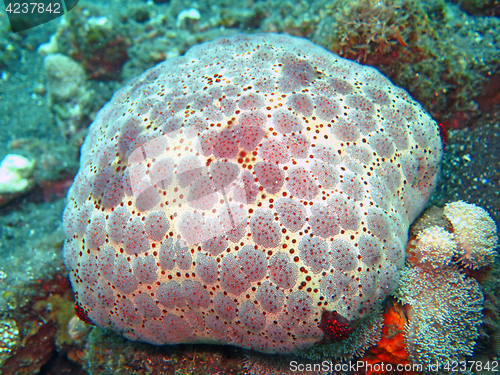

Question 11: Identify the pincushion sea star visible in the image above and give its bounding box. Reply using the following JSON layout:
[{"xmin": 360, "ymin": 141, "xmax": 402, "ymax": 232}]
[{"xmin": 62, "ymin": 33, "xmax": 443, "ymax": 356}]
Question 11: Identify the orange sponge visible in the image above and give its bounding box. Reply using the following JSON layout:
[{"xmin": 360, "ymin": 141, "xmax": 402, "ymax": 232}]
[{"xmin": 362, "ymin": 302, "xmax": 417, "ymax": 375}]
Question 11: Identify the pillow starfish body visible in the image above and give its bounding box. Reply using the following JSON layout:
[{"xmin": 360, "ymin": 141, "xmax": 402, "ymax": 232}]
[{"xmin": 63, "ymin": 33, "xmax": 443, "ymax": 355}]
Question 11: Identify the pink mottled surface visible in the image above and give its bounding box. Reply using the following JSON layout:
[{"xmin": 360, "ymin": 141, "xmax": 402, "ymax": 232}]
[{"xmin": 62, "ymin": 33, "xmax": 443, "ymax": 354}]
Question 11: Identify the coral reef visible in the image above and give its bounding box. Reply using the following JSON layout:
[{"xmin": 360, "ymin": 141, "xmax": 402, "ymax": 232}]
[
  {"xmin": 326, "ymin": 0, "xmax": 425, "ymax": 65},
  {"xmin": 56, "ymin": 7, "xmax": 131, "ymax": 80},
  {"xmin": 0, "ymin": 0, "xmax": 498, "ymax": 372},
  {"xmin": 62, "ymin": 33, "xmax": 443, "ymax": 358},
  {"xmin": 262, "ymin": 0, "xmax": 500, "ymax": 128},
  {"xmin": 396, "ymin": 200, "xmax": 498, "ymax": 369},
  {"xmin": 43, "ymin": 53, "xmax": 85, "ymax": 103},
  {"xmin": 0, "ymin": 272, "xmax": 82, "ymax": 375},
  {"xmin": 443, "ymin": 200, "xmax": 498, "ymax": 269},
  {"xmin": 397, "ymin": 266, "xmax": 484, "ymax": 366},
  {"xmin": 408, "ymin": 225, "xmax": 457, "ymax": 269},
  {"xmin": 24, "ymin": 0, "xmax": 499, "ymax": 129},
  {"xmin": 176, "ymin": 8, "xmax": 201, "ymax": 30},
  {"xmin": 43, "ymin": 53, "xmax": 94, "ymax": 138},
  {"xmin": 386, "ymin": 3, "xmax": 500, "ymax": 129}
]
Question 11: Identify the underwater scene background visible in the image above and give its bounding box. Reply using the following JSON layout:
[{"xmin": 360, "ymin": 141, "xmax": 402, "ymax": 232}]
[{"xmin": 0, "ymin": 0, "xmax": 499, "ymax": 374}]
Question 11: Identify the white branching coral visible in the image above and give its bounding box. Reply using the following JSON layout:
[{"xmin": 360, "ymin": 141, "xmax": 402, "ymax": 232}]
[
  {"xmin": 444, "ymin": 201, "xmax": 498, "ymax": 269},
  {"xmin": 396, "ymin": 266, "xmax": 483, "ymax": 367}
]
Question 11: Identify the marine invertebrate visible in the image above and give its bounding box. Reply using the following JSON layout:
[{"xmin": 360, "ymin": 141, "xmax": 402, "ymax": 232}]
[
  {"xmin": 56, "ymin": 8, "xmax": 130, "ymax": 80},
  {"xmin": 407, "ymin": 225, "xmax": 457, "ymax": 269},
  {"xmin": 443, "ymin": 201, "xmax": 498, "ymax": 269},
  {"xmin": 62, "ymin": 33, "xmax": 443, "ymax": 356},
  {"xmin": 43, "ymin": 53, "xmax": 94, "ymax": 137},
  {"xmin": 319, "ymin": 0, "xmax": 500, "ymax": 128},
  {"xmin": 330, "ymin": 0, "xmax": 421, "ymax": 64},
  {"xmin": 396, "ymin": 200, "xmax": 498, "ymax": 368},
  {"xmin": 43, "ymin": 53, "xmax": 86, "ymax": 104},
  {"xmin": 0, "ymin": 154, "xmax": 35, "ymax": 194},
  {"xmin": 362, "ymin": 302, "xmax": 411, "ymax": 371},
  {"xmin": 396, "ymin": 266, "xmax": 483, "ymax": 367}
]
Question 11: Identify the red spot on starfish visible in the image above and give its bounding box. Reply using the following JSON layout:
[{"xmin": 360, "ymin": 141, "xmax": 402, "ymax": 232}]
[
  {"xmin": 319, "ymin": 310, "xmax": 353, "ymax": 341},
  {"xmin": 75, "ymin": 302, "xmax": 94, "ymax": 326}
]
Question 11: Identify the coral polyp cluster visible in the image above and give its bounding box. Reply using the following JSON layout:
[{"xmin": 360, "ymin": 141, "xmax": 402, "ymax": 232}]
[
  {"xmin": 398, "ymin": 266, "xmax": 484, "ymax": 365},
  {"xmin": 397, "ymin": 201, "xmax": 498, "ymax": 368},
  {"xmin": 407, "ymin": 201, "xmax": 498, "ymax": 271},
  {"xmin": 444, "ymin": 200, "xmax": 498, "ymax": 269},
  {"xmin": 62, "ymin": 33, "xmax": 443, "ymax": 356},
  {"xmin": 409, "ymin": 225, "xmax": 456, "ymax": 269}
]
